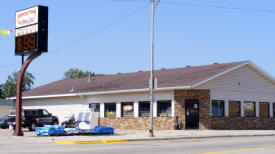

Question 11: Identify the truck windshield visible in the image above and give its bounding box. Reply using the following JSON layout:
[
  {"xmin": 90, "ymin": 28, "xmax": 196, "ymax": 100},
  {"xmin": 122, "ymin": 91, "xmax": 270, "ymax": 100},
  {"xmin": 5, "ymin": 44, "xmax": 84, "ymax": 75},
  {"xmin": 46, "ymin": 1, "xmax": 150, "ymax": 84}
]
[{"xmin": 9, "ymin": 110, "xmax": 24, "ymax": 116}]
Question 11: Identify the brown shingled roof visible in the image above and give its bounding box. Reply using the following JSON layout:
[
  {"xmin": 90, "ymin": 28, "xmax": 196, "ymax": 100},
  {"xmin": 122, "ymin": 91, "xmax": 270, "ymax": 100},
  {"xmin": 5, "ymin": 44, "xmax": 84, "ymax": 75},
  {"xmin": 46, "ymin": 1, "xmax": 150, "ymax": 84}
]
[{"xmin": 22, "ymin": 61, "xmax": 248, "ymax": 97}]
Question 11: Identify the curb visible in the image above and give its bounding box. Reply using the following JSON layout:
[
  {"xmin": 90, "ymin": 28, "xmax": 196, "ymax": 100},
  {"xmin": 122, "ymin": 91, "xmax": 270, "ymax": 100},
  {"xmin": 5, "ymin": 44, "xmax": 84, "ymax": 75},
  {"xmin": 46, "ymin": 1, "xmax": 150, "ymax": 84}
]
[
  {"xmin": 55, "ymin": 139, "xmax": 128, "ymax": 144},
  {"xmin": 55, "ymin": 134, "xmax": 275, "ymax": 144},
  {"xmin": 128, "ymin": 133, "xmax": 275, "ymax": 142}
]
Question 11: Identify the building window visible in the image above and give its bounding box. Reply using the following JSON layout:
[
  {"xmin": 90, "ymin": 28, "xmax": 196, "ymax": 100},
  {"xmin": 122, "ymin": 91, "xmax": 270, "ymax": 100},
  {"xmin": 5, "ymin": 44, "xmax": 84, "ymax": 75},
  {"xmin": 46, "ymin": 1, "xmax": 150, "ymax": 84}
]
[
  {"xmin": 121, "ymin": 102, "xmax": 134, "ymax": 117},
  {"xmin": 211, "ymin": 100, "xmax": 225, "ymax": 117},
  {"xmin": 157, "ymin": 100, "xmax": 172, "ymax": 117},
  {"xmin": 89, "ymin": 103, "xmax": 100, "ymax": 112},
  {"xmin": 244, "ymin": 101, "xmax": 255, "ymax": 117},
  {"xmin": 104, "ymin": 103, "xmax": 116, "ymax": 118},
  {"xmin": 139, "ymin": 101, "xmax": 150, "ymax": 117},
  {"xmin": 229, "ymin": 101, "xmax": 241, "ymax": 117},
  {"xmin": 259, "ymin": 102, "xmax": 269, "ymax": 117},
  {"xmin": 273, "ymin": 103, "xmax": 275, "ymax": 117}
]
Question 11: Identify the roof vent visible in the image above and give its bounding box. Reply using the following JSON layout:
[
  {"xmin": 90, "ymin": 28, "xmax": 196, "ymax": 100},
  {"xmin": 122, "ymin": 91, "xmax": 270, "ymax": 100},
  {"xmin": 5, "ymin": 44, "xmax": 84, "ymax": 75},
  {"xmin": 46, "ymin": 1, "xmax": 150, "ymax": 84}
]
[
  {"xmin": 117, "ymin": 72, "xmax": 121, "ymax": 74},
  {"xmin": 70, "ymin": 87, "xmax": 75, "ymax": 92},
  {"xmin": 138, "ymin": 70, "xmax": 142, "ymax": 72},
  {"xmin": 186, "ymin": 65, "xmax": 191, "ymax": 68},
  {"xmin": 213, "ymin": 63, "xmax": 219, "ymax": 65},
  {"xmin": 161, "ymin": 68, "xmax": 166, "ymax": 70}
]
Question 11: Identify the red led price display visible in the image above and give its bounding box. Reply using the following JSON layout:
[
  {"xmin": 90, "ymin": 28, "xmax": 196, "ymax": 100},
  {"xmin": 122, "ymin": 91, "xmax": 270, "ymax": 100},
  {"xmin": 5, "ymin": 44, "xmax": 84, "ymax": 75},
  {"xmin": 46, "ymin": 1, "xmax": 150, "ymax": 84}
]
[{"xmin": 15, "ymin": 34, "xmax": 37, "ymax": 53}]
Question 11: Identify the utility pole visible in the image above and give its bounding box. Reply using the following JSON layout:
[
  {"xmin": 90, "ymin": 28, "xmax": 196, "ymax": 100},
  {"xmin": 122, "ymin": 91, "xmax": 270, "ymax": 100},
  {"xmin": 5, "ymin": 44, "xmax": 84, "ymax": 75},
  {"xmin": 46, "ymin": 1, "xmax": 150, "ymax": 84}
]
[{"xmin": 149, "ymin": 0, "xmax": 160, "ymax": 137}]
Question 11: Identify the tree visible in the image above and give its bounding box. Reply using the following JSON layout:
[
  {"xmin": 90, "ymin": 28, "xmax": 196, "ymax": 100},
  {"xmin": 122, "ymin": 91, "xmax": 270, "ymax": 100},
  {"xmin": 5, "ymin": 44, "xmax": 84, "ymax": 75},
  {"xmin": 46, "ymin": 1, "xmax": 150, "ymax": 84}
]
[
  {"xmin": 0, "ymin": 84, "xmax": 4, "ymax": 99},
  {"xmin": 0, "ymin": 71, "xmax": 35, "ymax": 99},
  {"xmin": 63, "ymin": 68, "xmax": 96, "ymax": 79}
]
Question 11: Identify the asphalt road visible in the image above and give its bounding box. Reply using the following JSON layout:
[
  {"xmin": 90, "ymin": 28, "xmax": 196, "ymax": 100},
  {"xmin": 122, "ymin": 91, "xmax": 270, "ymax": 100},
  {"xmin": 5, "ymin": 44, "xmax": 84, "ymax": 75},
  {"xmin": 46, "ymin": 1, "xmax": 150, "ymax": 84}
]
[{"xmin": 1, "ymin": 135, "xmax": 275, "ymax": 154}]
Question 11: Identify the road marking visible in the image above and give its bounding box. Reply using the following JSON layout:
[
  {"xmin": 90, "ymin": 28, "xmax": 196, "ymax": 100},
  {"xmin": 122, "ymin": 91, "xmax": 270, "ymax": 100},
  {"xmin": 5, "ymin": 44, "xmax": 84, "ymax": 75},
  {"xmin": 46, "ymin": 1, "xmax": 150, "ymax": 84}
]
[
  {"xmin": 199, "ymin": 145, "xmax": 275, "ymax": 154},
  {"xmin": 55, "ymin": 139, "xmax": 128, "ymax": 145}
]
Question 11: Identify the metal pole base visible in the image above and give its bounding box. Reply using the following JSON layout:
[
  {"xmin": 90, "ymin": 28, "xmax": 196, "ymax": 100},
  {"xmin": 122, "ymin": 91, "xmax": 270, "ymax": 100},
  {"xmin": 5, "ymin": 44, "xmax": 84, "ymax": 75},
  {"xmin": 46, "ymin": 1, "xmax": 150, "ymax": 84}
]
[
  {"xmin": 12, "ymin": 130, "xmax": 23, "ymax": 136},
  {"xmin": 149, "ymin": 129, "xmax": 154, "ymax": 137}
]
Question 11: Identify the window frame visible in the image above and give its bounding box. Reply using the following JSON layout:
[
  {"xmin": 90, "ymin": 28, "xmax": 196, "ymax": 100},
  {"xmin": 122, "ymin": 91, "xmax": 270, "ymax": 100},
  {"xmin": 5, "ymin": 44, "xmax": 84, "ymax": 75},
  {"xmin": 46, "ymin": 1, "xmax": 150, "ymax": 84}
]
[
  {"xmin": 104, "ymin": 103, "xmax": 116, "ymax": 118},
  {"xmin": 259, "ymin": 102, "xmax": 270, "ymax": 118},
  {"xmin": 89, "ymin": 103, "xmax": 100, "ymax": 112},
  {"xmin": 211, "ymin": 100, "xmax": 225, "ymax": 117},
  {"xmin": 138, "ymin": 101, "xmax": 150, "ymax": 117},
  {"xmin": 121, "ymin": 102, "xmax": 134, "ymax": 117},
  {"xmin": 244, "ymin": 101, "xmax": 256, "ymax": 117},
  {"xmin": 228, "ymin": 101, "xmax": 241, "ymax": 117},
  {"xmin": 157, "ymin": 100, "xmax": 172, "ymax": 117},
  {"xmin": 42, "ymin": 110, "xmax": 50, "ymax": 116}
]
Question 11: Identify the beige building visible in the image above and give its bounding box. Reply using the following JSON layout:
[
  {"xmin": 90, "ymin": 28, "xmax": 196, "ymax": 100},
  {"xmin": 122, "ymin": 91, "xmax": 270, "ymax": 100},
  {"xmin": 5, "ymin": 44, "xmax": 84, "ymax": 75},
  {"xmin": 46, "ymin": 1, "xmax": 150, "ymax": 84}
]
[
  {"xmin": 0, "ymin": 99, "xmax": 13, "ymax": 117},
  {"xmin": 14, "ymin": 61, "xmax": 275, "ymax": 130}
]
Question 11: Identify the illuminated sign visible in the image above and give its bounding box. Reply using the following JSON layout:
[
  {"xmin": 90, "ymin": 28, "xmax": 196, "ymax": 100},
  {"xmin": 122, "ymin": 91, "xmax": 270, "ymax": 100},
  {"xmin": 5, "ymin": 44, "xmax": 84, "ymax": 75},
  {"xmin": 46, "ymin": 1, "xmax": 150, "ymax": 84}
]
[
  {"xmin": 16, "ymin": 6, "xmax": 38, "ymax": 28},
  {"xmin": 15, "ymin": 34, "xmax": 37, "ymax": 52},
  {"xmin": 15, "ymin": 6, "xmax": 48, "ymax": 56},
  {"xmin": 16, "ymin": 24, "xmax": 38, "ymax": 37}
]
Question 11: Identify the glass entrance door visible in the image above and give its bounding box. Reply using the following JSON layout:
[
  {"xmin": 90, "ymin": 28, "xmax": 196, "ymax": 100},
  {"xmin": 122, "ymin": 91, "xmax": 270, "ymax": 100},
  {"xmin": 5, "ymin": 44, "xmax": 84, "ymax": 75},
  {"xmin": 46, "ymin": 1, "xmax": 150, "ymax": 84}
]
[{"xmin": 185, "ymin": 99, "xmax": 199, "ymax": 129}]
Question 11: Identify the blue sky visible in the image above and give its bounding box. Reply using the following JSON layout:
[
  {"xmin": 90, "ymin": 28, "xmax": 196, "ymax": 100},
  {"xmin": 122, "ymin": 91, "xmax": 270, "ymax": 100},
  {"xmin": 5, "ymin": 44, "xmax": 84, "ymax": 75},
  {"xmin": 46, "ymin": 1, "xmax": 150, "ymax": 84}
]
[{"xmin": 1, "ymin": 0, "xmax": 275, "ymax": 88}]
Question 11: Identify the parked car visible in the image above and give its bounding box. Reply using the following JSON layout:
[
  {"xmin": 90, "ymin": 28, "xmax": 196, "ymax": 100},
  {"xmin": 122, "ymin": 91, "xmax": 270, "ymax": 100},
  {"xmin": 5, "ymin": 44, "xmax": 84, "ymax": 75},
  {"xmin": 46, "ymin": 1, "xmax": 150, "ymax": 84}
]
[
  {"xmin": 0, "ymin": 115, "xmax": 9, "ymax": 129},
  {"xmin": 8, "ymin": 109, "xmax": 59, "ymax": 131}
]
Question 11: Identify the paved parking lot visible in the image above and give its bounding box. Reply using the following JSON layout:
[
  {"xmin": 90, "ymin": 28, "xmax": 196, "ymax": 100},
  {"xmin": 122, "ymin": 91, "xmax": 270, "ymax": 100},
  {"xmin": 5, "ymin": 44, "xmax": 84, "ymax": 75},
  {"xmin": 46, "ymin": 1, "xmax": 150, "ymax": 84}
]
[
  {"xmin": 0, "ymin": 128, "xmax": 36, "ymax": 137},
  {"xmin": 1, "ymin": 128, "xmax": 275, "ymax": 154}
]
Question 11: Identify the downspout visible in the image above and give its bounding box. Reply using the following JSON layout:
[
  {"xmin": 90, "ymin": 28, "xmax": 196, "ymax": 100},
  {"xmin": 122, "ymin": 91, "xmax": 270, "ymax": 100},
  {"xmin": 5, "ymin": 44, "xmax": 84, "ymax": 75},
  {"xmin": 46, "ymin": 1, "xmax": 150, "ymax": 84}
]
[{"xmin": 78, "ymin": 94, "xmax": 88, "ymax": 112}]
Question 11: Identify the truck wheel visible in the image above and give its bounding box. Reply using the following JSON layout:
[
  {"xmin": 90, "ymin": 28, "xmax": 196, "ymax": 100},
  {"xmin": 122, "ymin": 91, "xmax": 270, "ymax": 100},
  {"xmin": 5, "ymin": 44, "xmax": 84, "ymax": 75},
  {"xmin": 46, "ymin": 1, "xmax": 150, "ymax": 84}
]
[{"xmin": 29, "ymin": 122, "xmax": 36, "ymax": 131}]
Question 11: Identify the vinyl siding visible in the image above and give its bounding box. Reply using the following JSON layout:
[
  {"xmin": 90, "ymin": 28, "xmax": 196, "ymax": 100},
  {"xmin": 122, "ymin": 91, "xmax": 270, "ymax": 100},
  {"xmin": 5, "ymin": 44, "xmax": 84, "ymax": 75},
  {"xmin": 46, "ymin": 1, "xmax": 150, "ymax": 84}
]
[
  {"xmin": 22, "ymin": 97, "xmax": 84, "ymax": 123},
  {"xmin": 198, "ymin": 65, "xmax": 275, "ymax": 101},
  {"xmin": 86, "ymin": 91, "xmax": 174, "ymax": 118},
  {"xmin": 197, "ymin": 65, "xmax": 275, "ymax": 117},
  {"xmin": 22, "ymin": 91, "xmax": 174, "ymax": 122},
  {"xmin": 0, "ymin": 106, "xmax": 13, "ymax": 117}
]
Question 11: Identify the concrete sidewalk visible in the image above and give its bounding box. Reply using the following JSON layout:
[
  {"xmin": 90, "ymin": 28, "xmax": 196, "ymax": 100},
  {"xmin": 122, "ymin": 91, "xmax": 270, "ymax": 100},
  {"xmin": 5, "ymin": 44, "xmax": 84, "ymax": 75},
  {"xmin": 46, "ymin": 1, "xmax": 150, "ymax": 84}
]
[{"xmin": 4, "ymin": 129, "xmax": 275, "ymax": 144}]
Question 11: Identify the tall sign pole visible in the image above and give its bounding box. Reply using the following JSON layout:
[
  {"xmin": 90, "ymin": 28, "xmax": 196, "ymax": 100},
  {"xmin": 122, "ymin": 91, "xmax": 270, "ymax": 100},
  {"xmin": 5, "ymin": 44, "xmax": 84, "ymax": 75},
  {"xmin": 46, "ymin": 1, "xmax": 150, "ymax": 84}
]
[
  {"xmin": 13, "ymin": 5, "xmax": 48, "ymax": 136},
  {"xmin": 13, "ymin": 53, "xmax": 41, "ymax": 136},
  {"xmin": 149, "ymin": 0, "xmax": 160, "ymax": 137}
]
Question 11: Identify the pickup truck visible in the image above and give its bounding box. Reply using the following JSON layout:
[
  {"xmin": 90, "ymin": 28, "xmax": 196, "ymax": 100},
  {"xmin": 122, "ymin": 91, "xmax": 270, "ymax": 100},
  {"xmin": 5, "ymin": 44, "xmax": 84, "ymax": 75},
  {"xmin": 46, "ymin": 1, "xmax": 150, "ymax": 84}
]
[{"xmin": 8, "ymin": 109, "xmax": 59, "ymax": 131}]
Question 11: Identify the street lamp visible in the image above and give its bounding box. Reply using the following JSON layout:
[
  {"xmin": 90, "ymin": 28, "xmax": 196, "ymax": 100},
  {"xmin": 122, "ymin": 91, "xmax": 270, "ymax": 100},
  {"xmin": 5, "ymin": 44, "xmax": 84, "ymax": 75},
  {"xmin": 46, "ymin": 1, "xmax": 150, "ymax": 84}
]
[{"xmin": 149, "ymin": 0, "xmax": 160, "ymax": 137}]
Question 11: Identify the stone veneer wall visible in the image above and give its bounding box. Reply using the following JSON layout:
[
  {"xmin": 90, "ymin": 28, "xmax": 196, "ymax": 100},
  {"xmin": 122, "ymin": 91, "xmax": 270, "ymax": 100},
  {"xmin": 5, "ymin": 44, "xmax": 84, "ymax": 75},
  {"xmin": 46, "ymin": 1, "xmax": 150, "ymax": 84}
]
[
  {"xmin": 211, "ymin": 117, "xmax": 275, "ymax": 130},
  {"xmin": 175, "ymin": 89, "xmax": 275, "ymax": 130},
  {"xmin": 100, "ymin": 117, "xmax": 175, "ymax": 130},
  {"xmin": 174, "ymin": 89, "xmax": 211, "ymax": 130},
  {"xmin": 100, "ymin": 89, "xmax": 275, "ymax": 130}
]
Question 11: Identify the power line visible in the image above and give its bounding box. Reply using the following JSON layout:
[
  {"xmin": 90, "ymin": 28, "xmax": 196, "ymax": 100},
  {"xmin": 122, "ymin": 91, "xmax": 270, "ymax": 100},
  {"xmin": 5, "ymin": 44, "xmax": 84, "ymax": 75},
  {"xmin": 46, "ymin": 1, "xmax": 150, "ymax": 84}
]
[
  {"xmin": 1, "ymin": 1, "xmax": 275, "ymax": 68},
  {"xmin": 109, "ymin": 0, "xmax": 149, "ymax": 3},
  {"xmin": 161, "ymin": 1, "xmax": 275, "ymax": 14},
  {"xmin": 0, "ymin": 63, "xmax": 19, "ymax": 68},
  {"xmin": 49, "ymin": 4, "xmax": 149, "ymax": 54},
  {"xmin": 0, "ymin": 4, "xmax": 149, "ymax": 68},
  {"xmin": 108, "ymin": 0, "xmax": 275, "ymax": 13}
]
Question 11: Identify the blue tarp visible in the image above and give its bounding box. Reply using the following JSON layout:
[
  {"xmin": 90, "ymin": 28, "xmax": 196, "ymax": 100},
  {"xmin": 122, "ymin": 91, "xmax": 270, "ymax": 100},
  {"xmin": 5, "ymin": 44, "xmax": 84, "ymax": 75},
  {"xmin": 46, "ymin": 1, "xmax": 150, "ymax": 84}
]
[
  {"xmin": 92, "ymin": 126, "xmax": 114, "ymax": 134},
  {"xmin": 35, "ymin": 125, "xmax": 114, "ymax": 136},
  {"xmin": 35, "ymin": 125, "xmax": 65, "ymax": 136}
]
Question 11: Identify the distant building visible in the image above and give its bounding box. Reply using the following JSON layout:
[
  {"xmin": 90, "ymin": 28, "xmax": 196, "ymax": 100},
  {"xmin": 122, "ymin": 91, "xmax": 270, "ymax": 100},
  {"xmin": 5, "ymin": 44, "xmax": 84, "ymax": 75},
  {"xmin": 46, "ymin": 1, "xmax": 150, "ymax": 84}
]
[
  {"xmin": 0, "ymin": 99, "xmax": 13, "ymax": 117},
  {"xmin": 12, "ymin": 61, "xmax": 275, "ymax": 130}
]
